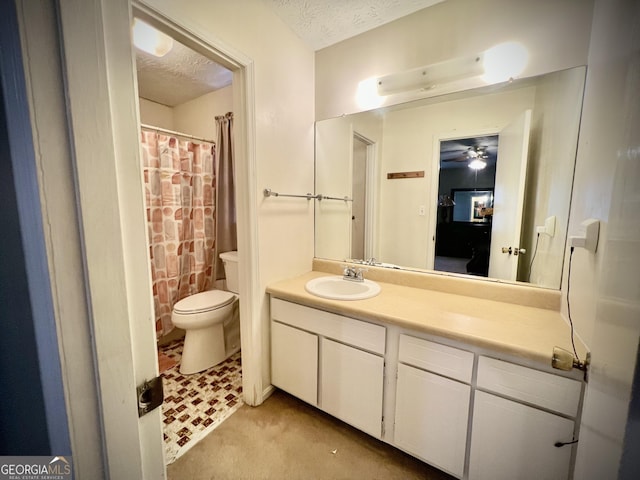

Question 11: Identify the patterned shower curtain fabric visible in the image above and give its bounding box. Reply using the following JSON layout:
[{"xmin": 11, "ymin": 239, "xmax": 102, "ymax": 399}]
[{"xmin": 140, "ymin": 130, "xmax": 216, "ymax": 338}]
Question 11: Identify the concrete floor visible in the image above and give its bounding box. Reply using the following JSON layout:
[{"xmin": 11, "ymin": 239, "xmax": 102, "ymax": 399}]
[{"xmin": 168, "ymin": 389, "xmax": 456, "ymax": 480}]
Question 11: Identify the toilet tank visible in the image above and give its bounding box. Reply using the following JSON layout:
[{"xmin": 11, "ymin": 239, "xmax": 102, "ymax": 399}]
[{"xmin": 219, "ymin": 251, "xmax": 239, "ymax": 293}]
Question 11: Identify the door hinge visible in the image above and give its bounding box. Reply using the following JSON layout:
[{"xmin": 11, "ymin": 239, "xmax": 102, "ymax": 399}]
[{"xmin": 137, "ymin": 376, "xmax": 164, "ymax": 417}]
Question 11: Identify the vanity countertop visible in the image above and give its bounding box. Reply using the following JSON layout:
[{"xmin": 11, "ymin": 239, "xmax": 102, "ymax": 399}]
[{"xmin": 266, "ymin": 270, "xmax": 589, "ymax": 368}]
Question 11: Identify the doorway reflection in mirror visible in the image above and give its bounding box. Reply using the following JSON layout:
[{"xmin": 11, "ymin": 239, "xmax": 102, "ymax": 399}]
[{"xmin": 435, "ymin": 136, "xmax": 497, "ymax": 277}]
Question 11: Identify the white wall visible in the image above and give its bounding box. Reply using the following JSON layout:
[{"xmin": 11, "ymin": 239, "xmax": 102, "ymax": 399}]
[
  {"xmin": 138, "ymin": 97, "xmax": 174, "ymax": 129},
  {"xmin": 568, "ymin": 0, "xmax": 640, "ymax": 477},
  {"xmin": 173, "ymin": 85, "xmax": 233, "ymax": 139},
  {"xmin": 138, "ymin": 86, "xmax": 233, "ymax": 140},
  {"xmin": 315, "ymin": 0, "xmax": 593, "ymax": 120}
]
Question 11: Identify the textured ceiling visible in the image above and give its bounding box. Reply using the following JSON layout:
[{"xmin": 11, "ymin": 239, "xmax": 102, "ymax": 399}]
[
  {"xmin": 135, "ymin": 38, "xmax": 232, "ymax": 107},
  {"xmin": 136, "ymin": 1, "xmax": 445, "ymax": 106},
  {"xmin": 264, "ymin": 0, "xmax": 445, "ymax": 51}
]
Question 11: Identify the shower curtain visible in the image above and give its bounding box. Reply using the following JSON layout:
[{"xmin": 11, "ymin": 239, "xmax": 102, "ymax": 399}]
[
  {"xmin": 140, "ymin": 129, "xmax": 217, "ymax": 338},
  {"xmin": 214, "ymin": 112, "xmax": 237, "ymax": 281}
]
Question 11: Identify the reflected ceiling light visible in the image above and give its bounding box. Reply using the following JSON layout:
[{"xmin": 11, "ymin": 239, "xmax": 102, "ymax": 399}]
[
  {"xmin": 468, "ymin": 159, "xmax": 487, "ymax": 170},
  {"xmin": 356, "ymin": 77, "xmax": 385, "ymax": 110},
  {"xmin": 133, "ymin": 18, "xmax": 174, "ymax": 57},
  {"xmin": 482, "ymin": 41, "xmax": 529, "ymax": 83}
]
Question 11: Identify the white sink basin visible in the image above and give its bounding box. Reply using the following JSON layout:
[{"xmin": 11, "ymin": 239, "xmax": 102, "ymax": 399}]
[{"xmin": 305, "ymin": 276, "xmax": 381, "ymax": 301}]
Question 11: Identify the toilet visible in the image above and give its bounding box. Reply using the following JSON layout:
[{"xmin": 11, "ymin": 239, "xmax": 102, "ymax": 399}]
[{"xmin": 171, "ymin": 251, "xmax": 241, "ymax": 374}]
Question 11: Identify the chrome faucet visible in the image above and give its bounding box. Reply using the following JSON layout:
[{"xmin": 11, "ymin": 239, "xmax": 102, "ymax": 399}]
[{"xmin": 342, "ymin": 265, "xmax": 367, "ymax": 282}]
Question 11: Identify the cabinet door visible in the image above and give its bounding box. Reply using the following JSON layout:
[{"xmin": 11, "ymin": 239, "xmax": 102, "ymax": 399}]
[
  {"xmin": 271, "ymin": 321, "xmax": 318, "ymax": 406},
  {"xmin": 469, "ymin": 391, "xmax": 575, "ymax": 480},
  {"xmin": 320, "ymin": 338, "xmax": 384, "ymax": 438},
  {"xmin": 394, "ymin": 363, "xmax": 470, "ymax": 479}
]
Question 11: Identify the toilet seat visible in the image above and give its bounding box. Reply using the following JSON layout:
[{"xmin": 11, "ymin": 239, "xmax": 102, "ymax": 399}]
[{"xmin": 173, "ymin": 290, "xmax": 235, "ymax": 315}]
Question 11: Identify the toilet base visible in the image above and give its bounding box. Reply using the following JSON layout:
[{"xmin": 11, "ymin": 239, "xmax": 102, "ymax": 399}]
[
  {"xmin": 179, "ymin": 323, "xmax": 226, "ymax": 374},
  {"xmin": 174, "ymin": 297, "xmax": 241, "ymax": 375}
]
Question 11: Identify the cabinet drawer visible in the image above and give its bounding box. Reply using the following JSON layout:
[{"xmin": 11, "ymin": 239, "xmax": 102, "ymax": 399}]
[
  {"xmin": 477, "ymin": 356, "xmax": 582, "ymax": 417},
  {"xmin": 398, "ymin": 334, "xmax": 474, "ymax": 383},
  {"xmin": 271, "ymin": 298, "xmax": 385, "ymax": 354}
]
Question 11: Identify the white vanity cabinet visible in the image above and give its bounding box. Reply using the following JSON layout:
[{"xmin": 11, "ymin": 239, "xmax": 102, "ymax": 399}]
[
  {"xmin": 321, "ymin": 337, "xmax": 384, "ymax": 437},
  {"xmin": 394, "ymin": 335, "xmax": 474, "ymax": 479},
  {"xmin": 271, "ymin": 321, "xmax": 318, "ymax": 406},
  {"xmin": 269, "ymin": 295, "xmax": 585, "ymax": 480},
  {"xmin": 270, "ymin": 298, "xmax": 386, "ymax": 438},
  {"xmin": 468, "ymin": 356, "xmax": 582, "ymax": 480}
]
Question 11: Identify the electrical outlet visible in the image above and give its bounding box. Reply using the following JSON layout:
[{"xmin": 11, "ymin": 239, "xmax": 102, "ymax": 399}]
[{"xmin": 418, "ymin": 205, "xmax": 426, "ymax": 216}]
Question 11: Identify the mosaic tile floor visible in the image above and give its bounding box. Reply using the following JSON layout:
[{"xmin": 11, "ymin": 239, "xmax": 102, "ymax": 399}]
[{"xmin": 160, "ymin": 339, "xmax": 243, "ymax": 464}]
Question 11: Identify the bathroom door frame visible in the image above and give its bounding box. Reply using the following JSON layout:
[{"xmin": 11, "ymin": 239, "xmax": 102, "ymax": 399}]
[
  {"xmin": 351, "ymin": 131, "xmax": 377, "ymax": 260},
  {"xmin": 130, "ymin": 3, "xmax": 262, "ymax": 403},
  {"xmin": 428, "ymin": 127, "xmax": 500, "ymax": 271},
  {"xmin": 52, "ymin": 0, "xmax": 262, "ymax": 477}
]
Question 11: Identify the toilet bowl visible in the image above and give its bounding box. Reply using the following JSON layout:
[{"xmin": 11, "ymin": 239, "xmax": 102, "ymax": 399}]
[{"xmin": 171, "ymin": 251, "xmax": 240, "ymax": 374}]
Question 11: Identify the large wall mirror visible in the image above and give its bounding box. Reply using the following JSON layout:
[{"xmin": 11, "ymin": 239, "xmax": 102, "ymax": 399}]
[{"xmin": 315, "ymin": 66, "xmax": 586, "ymax": 289}]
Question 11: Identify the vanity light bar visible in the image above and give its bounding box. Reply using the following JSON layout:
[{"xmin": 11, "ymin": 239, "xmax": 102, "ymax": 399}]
[
  {"xmin": 376, "ymin": 53, "xmax": 484, "ymax": 96},
  {"xmin": 376, "ymin": 42, "xmax": 529, "ymax": 96}
]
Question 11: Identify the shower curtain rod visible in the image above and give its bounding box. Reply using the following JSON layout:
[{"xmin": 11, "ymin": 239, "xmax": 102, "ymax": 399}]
[{"xmin": 140, "ymin": 123, "xmax": 216, "ymax": 145}]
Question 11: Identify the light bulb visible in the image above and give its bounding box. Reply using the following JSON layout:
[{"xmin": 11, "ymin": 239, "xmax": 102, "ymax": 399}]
[
  {"xmin": 356, "ymin": 77, "xmax": 384, "ymax": 110},
  {"xmin": 482, "ymin": 42, "xmax": 528, "ymax": 83},
  {"xmin": 468, "ymin": 159, "xmax": 487, "ymax": 170},
  {"xmin": 133, "ymin": 18, "xmax": 174, "ymax": 57}
]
